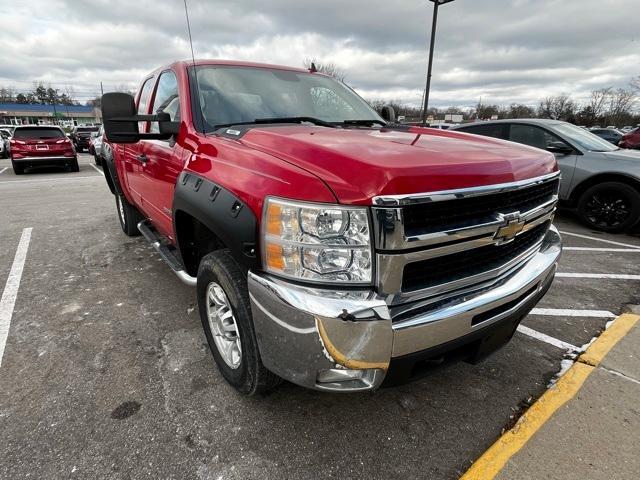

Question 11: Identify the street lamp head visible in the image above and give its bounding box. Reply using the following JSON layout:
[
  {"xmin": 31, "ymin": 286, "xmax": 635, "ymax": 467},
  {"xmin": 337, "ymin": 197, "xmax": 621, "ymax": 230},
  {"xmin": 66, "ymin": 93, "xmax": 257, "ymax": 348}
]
[{"xmin": 429, "ymin": 0, "xmax": 455, "ymax": 4}]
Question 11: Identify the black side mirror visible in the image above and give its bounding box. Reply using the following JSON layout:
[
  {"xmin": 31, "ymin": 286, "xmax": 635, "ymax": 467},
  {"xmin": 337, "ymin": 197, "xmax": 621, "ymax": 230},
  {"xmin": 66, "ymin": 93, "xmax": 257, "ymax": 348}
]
[
  {"xmin": 102, "ymin": 92, "xmax": 139, "ymax": 143},
  {"xmin": 380, "ymin": 105, "xmax": 396, "ymax": 123},
  {"xmin": 547, "ymin": 141, "xmax": 573, "ymax": 155},
  {"xmin": 158, "ymin": 117, "xmax": 180, "ymax": 137},
  {"xmin": 102, "ymin": 92, "xmax": 177, "ymax": 143}
]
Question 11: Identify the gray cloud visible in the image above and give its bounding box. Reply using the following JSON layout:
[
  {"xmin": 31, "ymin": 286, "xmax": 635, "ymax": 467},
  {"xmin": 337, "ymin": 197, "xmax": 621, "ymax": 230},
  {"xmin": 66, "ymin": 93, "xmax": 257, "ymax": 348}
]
[{"xmin": 1, "ymin": 0, "xmax": 637, "ymax": 107}]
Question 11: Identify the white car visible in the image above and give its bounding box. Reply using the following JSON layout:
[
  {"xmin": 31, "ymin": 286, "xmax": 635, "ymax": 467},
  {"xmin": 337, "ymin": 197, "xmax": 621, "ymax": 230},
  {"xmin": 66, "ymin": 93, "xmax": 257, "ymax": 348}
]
[
  {"xmin": 0, "ymin": 129, "xmax": 11, "ymax": 158},
  {"xmin": 90, "ymin": 125, "xmax": 105, "ymax": 165}
]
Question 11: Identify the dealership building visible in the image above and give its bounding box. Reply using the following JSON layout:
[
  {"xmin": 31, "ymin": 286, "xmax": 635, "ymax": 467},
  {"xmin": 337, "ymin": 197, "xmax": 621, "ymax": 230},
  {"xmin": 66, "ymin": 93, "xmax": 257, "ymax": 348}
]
[{"xmin": 0, "ymin": 102, "xmax": 100, "ymax": 127}]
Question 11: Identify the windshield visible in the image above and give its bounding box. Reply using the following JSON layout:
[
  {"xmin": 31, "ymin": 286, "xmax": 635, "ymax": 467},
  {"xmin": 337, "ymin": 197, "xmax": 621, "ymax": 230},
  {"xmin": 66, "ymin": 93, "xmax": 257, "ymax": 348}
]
[
  {"xmin": 194, "ymin": 66, "xmax": 381, "ymax": 131},
  {"xmin": 77, "ymin": 127, "xmax": 98, "ymax": 133},
  {"xmin": 13, "ymin": 127, "xmax": 65, "ymax": 139},
  {"xmin": 552, "ymin": 123, "xmax": 618, "ymax": 152}
]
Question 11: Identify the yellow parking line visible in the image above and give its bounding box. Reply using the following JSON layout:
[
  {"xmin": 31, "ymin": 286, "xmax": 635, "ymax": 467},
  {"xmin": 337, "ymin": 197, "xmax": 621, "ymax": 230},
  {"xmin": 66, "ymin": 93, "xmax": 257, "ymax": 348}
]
[{"xmin": 460, "ymin": 313, "xmax": 640, "ymax": 480}]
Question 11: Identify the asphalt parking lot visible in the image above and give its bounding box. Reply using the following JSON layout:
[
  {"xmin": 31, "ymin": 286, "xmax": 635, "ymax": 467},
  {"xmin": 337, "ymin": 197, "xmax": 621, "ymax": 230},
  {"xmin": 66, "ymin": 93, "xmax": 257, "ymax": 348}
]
[{"xmin": 1, "ymin": 154, "xmax": 639, "ymax": 480}]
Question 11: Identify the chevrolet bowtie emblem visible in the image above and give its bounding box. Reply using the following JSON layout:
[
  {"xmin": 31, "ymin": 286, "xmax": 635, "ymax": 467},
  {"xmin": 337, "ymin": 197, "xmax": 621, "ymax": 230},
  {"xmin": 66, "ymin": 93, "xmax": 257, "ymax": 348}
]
[{"xmin": 494, "ymin": 212, "xmax": 525, "ymax": 244}]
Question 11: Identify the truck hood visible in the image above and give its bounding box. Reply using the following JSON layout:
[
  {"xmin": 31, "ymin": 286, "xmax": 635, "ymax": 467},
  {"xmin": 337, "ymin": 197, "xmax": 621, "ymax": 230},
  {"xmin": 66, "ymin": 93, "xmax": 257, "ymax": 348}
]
[{"xmin": 238, "ymin": 125, "xmax": 557, "ymax": 205}]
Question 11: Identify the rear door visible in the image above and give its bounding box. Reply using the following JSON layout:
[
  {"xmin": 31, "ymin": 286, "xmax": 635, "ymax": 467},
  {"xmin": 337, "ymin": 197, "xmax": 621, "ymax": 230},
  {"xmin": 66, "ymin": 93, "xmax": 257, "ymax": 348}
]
[
  {"xmin": 136, "ymin": 70, "xmax": 186, "ymax": 239},
  {"xmin": 123, "ymin": 76, "xmax": 156, "ymax": 207}
]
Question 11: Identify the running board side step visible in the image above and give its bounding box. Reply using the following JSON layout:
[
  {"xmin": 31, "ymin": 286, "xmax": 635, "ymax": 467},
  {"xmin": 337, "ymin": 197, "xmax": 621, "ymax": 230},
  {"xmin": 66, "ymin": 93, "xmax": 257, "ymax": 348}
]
[{"xmin": 137, "ymin": 220, "xmax": 197, "ymax": 287}]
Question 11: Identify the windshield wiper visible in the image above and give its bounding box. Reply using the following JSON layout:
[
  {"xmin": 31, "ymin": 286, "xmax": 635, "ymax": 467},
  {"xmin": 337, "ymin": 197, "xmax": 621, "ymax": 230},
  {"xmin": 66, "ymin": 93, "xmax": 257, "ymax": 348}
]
[
  {"xmin": 213, "ymin": 116, "xmax": 336, "ymax": 131},
  {"xmin": 340, "ymin": 119, "xmax": 387, "ymax": 127},
  {"xmin": 253, "ymin": 117, "xmax": 336, "ymax": 128}
]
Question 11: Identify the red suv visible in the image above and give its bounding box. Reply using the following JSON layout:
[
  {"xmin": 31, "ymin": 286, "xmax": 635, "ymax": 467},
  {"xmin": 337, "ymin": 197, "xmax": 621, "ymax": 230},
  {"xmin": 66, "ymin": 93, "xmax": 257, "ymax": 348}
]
[
  {"xmin": 620, "ymin": 127, "xmax": 640, "ymax": 149},
  {"xmin": 10, "ymin": 125, "xmax": 78, "ymax": 174}
]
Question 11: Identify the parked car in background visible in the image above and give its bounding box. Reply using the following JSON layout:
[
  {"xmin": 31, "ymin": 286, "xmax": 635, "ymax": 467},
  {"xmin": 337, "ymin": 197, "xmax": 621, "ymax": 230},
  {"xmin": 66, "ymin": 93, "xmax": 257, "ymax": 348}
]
[
  {"xmin": 589, "ymin": 128, "xmax": 625, "ymax": 145},
  {"xmin": 10, "ymin": 125, "xmax": 78, "ymax": 174},
  {"xmin": 619, "ymin": 127, "xmax": 640, "ymax": 150},
  {"xmin": 69, "ymin": 125, "xmax": 99, "ymax": 152},
  {"xmin": 0, "ymin": 124, "xmax": 15, "ymax": 135},
  {"xmin": 621, "ymin": 126, "xmax": 636, "ymax": 133},
  {"xmin": 0, "ymin": 128, "xmax": 11, "ymax": 158},
  {"xmin": 88, "ymin": 125, "xmax": 105, "ymax": 165},
  {"xmin": 452, "ymin": 119, "xmax": 640, "ymax": 232}
]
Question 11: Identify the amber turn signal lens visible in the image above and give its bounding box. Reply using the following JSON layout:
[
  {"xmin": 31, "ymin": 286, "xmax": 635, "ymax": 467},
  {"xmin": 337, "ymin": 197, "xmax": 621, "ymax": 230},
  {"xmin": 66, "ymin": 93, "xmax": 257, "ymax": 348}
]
[
  {"xmin": 266, "ymin": 202, "xmax": 282, "ymax": 236},
  {"xmin": 265, "ymin": 243, "xmax": 285, "ymax": 270}
]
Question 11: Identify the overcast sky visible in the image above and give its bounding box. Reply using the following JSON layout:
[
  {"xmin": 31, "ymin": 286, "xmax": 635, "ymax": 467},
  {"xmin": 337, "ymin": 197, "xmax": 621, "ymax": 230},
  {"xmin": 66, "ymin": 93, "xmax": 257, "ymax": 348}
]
[{"xmin": 1, "ymin": 0, "xmax": 637, "ymax": 108}]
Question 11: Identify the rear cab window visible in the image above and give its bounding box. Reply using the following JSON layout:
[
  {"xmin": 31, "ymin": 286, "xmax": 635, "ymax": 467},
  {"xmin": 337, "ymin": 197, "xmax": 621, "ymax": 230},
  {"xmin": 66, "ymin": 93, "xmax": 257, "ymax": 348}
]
[{"xmin": 13, "ymin": 127, "xmax": 65, "ymax": 139}]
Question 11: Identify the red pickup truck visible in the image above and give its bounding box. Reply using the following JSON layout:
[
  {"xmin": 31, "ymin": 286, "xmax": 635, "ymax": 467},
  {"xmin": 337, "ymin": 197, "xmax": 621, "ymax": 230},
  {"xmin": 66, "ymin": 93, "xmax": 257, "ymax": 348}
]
[{"xmin": 100, "ymin": 60, "xmax": 561, "ymax": 395}]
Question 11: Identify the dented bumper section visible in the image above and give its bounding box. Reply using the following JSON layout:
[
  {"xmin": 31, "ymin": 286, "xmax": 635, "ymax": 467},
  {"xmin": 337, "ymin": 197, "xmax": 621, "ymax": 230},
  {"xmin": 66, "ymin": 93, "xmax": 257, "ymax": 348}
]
[{"xmin": 248, "ymin": 226, "xmax": 562, "ymax": 392}]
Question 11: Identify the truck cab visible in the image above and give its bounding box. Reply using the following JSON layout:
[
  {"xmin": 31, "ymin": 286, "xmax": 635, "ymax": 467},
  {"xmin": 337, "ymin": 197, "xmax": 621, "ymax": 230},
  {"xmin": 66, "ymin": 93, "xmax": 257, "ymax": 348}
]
[{"xmin": 101, "ymin": 60, "xmax": 561, "ymax": 394}]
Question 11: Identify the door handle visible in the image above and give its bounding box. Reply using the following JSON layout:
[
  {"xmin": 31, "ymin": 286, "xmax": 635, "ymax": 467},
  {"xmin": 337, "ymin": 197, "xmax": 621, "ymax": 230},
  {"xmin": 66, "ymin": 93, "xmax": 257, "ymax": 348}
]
[{"xmin": 136, "ymin": 153, "xmax": 148, "ymax": 164}]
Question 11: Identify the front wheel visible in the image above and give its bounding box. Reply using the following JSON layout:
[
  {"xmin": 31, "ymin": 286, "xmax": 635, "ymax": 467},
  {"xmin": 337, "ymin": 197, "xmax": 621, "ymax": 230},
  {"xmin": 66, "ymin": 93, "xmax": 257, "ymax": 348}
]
[
  {"xmin": 115, "ymin": 194, "xmax": 143, "ymax": 236},
  {"xmin": 197, "ymin": 250, "xmax": 280, "ymax": 395},
  {"xmin": 577, "ymin": 181, "xmax": 640, "ymax": 232}
]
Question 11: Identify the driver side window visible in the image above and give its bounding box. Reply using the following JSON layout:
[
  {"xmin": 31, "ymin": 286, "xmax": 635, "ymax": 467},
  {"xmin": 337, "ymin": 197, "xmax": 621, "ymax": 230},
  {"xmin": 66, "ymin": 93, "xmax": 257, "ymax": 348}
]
[
  {"xmin": 149, "ymin": 70, "xmax": 180, "ymax": 135},
  {"xmin": 509, "ymin": 124, "xmax": 567, "ymax": 150}
]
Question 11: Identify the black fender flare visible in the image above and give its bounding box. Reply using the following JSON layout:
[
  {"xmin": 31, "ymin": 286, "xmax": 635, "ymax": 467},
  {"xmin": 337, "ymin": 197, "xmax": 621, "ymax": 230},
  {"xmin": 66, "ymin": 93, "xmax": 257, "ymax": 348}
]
[
  {"xmin": 172, "ymin": 172, "xmax": 259, "ymax": 270},
  {"xmin": 102, "ymin": 143, "xmax": 123, "ymax": 196}
]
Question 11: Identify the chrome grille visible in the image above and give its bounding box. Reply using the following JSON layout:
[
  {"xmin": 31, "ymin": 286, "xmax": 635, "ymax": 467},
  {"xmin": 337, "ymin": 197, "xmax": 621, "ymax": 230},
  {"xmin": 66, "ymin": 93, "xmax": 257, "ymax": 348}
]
[{"xmin": 372, "ymin": 172, "xmax": 560, "ymax": 304}]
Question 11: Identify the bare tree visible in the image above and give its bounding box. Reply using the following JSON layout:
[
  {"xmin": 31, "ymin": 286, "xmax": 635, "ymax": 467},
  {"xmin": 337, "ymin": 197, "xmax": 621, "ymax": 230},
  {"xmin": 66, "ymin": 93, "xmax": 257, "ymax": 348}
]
[
  {"xmin": 606, "ymin": 88, "xmax": 637, "ymax": 126},
  {"xmin": 589, "ymin": 88, "xmax": 611, "ymax": 119},
  {"xmin": 537, "ymin": 94, "xmax": 577, "ymax": 121},
  {"xmin": 303, "ymin": 58, "xmax": 346, "ymax": 82}
]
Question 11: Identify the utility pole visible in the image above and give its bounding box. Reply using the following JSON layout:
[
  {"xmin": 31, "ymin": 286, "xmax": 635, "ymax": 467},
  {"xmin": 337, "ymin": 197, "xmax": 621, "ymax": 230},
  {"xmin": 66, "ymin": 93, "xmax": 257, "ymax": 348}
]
[
  {"xmin": 421, "ymin": 0, "xmax": 455, "ymax": 126},
  {"xmin": 100, "ymin": 82, "xmax": 104, "ymax": 96}
]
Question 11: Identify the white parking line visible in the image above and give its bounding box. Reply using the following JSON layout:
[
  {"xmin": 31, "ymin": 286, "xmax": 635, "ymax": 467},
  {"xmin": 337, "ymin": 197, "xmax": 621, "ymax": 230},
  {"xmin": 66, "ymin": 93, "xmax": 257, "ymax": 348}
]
[
  {"xmin": 0, "ymin": 228, "xmax": 32, "ymax": 368},
  {"xmin": 90, "ymin": 163, "xmax": 104, "ymax": 175},
  {"xmin": 0, "ymin": 167, "xmax": 8, "ymax": 175},
  {"xmin": 516, "ymin": 325, "xmax": 579, "ymax": 351},
  {"xmin": 531, "ymin": 307, "xmax": 616, "ymax": 318},
  {"xmin": 559, "ymin": 230, "xmax": 640, "ymax": 250},
  {"xmin": 556, "ymin": 273, "xmax": 640, "ymax": 280},
  {"xmin": 563, "ymin": 247, "xmax": 640, "ymax": 252},
  {"xmin": 0, "ymin": 176, "xmax": 103, "ymax": 185}
]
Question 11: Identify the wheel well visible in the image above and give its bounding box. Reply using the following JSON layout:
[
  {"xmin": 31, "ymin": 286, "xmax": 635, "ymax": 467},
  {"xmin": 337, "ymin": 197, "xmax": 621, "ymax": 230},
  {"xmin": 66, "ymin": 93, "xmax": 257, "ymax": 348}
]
[
  {"xmin": 175, "ymin": 211, "xmax": 226, "ymax": 276},
  {"xmin": 569, "ymin": 173, "xmax": 640, "ymax": 205}
]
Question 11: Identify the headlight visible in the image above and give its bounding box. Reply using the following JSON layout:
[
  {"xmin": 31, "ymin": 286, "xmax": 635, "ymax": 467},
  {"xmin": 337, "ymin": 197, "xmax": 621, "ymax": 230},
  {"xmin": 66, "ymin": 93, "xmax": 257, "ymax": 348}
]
[{"xmin": 262, "ymin": 198, "xmax": 372, "ymax": 284}]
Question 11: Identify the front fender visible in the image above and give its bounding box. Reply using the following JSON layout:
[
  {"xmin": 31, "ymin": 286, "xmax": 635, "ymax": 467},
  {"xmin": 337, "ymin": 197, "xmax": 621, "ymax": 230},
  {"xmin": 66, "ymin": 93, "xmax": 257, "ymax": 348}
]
[{"xmin": 173, "ymin": 172, "xmax": 259, "ymax": 270}]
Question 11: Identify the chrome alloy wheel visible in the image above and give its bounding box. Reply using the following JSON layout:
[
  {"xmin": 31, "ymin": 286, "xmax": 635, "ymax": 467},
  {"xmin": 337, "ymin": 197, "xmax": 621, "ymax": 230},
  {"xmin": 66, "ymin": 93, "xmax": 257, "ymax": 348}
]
[{"xmin": 206, "ymin": 282, "xmax": 242, "ymax": 369}]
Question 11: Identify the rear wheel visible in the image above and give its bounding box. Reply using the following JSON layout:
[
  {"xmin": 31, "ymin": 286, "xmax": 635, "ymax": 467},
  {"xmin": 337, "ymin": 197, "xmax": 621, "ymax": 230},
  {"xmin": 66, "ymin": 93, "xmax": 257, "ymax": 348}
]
[
  {"xmin": 11, "ymin": 160, "xmax": 24, "ymax": 175},
  {"xmin": 197, "ymin": 250, "xmax": 280, "ymax": 395},
  {"xmin": 577, "ymin": 181, "xmax": 640, "ymax": 232},
  {"xmin": 115, "ymin": 194, "xmax": 143, "ymax": 236},
  {"xmin": 94, "ymin": 155, "xmax": 102, "ymax": 166},
  {"xmin": 68, "ymin": 157, "xmax": 79, "ymax": 172}
]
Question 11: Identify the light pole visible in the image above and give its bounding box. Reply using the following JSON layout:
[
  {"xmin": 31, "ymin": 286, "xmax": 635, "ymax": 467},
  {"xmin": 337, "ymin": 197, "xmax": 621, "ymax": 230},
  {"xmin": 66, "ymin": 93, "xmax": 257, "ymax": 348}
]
[{"xmin": 421, "ymin": 0, "xmax": 454, "ymax": 126}]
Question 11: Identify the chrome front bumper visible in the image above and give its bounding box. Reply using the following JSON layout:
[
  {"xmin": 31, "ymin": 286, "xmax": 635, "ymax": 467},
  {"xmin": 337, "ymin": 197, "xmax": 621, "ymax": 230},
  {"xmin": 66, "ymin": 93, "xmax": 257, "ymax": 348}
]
[{"xmin": 248, "ymin": 226, "xmax": 562, "ymax": 392}]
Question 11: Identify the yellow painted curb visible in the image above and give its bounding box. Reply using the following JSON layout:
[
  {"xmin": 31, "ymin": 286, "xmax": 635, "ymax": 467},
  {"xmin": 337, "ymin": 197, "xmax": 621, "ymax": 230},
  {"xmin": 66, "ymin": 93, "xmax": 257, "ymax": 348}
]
[
  {"xmin": 460, "ymin": 312, "xmax": 640, "ymax": 480},
  {"xmin": 459, "ymin": 362, "xmax": 593, "ymax": 480},
  {"xmin": 579, "ymin": 313, "xmax": 639, "ymax": 367}
]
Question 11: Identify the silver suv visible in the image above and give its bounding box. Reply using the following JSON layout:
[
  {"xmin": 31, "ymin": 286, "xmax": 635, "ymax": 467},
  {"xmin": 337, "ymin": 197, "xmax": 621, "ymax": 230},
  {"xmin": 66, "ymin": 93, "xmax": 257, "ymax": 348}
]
[{"xmin": 452, "ymin": 119, "xmax": 640, "ymax": 231}]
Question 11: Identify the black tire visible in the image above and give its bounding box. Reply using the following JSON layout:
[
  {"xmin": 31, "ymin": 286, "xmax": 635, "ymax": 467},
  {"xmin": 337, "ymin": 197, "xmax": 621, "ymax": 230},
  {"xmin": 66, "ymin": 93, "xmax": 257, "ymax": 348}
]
[
  {"xmin": 197, "ymin": 250, "xmax": 280, "ymax": 395},
  {"xmin": 94, "ymin": 155, "xmax": 102, "ymax": 166},
  {"xmin": 11, "ymin": 161, "xmax": 24, "ymax": 175},
  {"xmin": 577, "ymin": 181, "xmax": 640, "ymax": 232},
  {"xmin": 115, "ymin": 193, "xmax": 143, "ymax": 236},
  {"xmin": 68, "ymin": 158, "xmax": 80, "ymax": 172}
]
